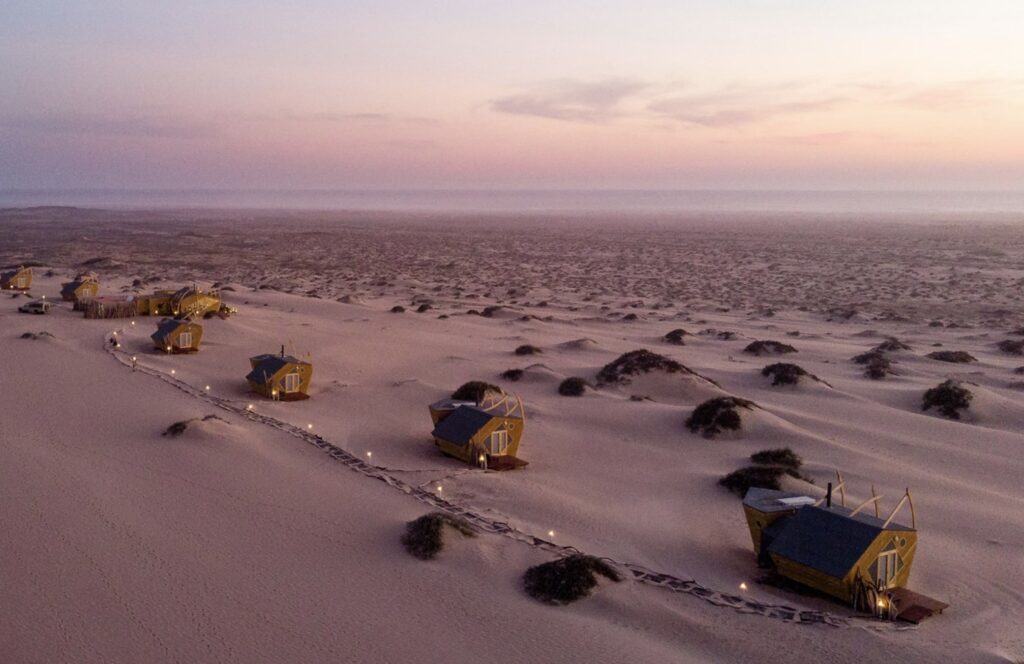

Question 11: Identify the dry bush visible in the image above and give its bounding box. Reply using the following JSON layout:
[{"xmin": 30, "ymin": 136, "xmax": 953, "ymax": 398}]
[
  {"xmin": 686, "ymin": 396, "xmax": 754, "ymax": 437},
  {"xmin": 744, "ymin": 340, "xmax": 797, "ymax": 356},
  {"xmin": 558, "ymin": 376, "xmax": 588, "ymax": 396},
  {"xmin": 523, "ymin": 554, "xmax": 621, "ymax": 604},
  {"xmin": 922, "ymin": 380, "xmax": 973, "ymax": 420},
  {"xmin": 401, "ymin": 512, "xmax": 476, "ymax": 560}
]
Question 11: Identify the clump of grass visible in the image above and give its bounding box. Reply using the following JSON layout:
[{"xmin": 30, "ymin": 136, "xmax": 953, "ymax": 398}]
[
  {"xmin": 743, "ymin": 340, "xmax": 797, "ymax": 356},
  {"xmin": 874, "ymin": 338, "xmax": 912, "ymax": 352},
  {"xmin": 162, "ymin": 414, "xmax": 224, "ymax": 437},
  {"xmin": 718, "ymin": 466, "xmax": 788, "ymax": 496},
  {"xmin": 416, "ymin": 303, "xmax": 432, "ymax": 313},
  {"xmin": 852, "ymin": 349, "xmax": 896, "ymax": 379},
  {"xmin": 401, "ymin": 512, "xmax": 476, "ymax": 560},
  {"xmin": 501, "ymin": 368, "xmax": 524, "ymax": 382},
  {"xmin": 926, "ymin": 350, "xmax": 977, "ymax": 363},
  {"xmin": 163, "ymin": 421, "xmax": 190, "ymax": 437},
  {"xmin": 997, "ymin": 339, "xmax": 1024, "ymax": 355},
  {"xmin": 451, "ymin": 380, "xmax": 501, "ymax": 403},
  {"xmin": 515, "ymin": 344, "xmax": 543, "ymax": 356},
  {"xmin": 481, "ymin": 305, "xmax": 502, "ymax": 318},
  {"xmin": 761, "ymin": 362, "xmax": 809, "ymax": 386},
  {"xmin": 390, "ymin": 305, "xmax": 406, "ymax": 313},
  {"xmin": 922, "ymin": 380, "xmax": 973, "ymax": 420},
  {"xmin": 749, "ymin": 447, "xmax": 803, "ymax": 471},
  {"xmin": 663, "ymin": 328, "xmax": 688, "ymax": 345},
  {"xmin": 523, "ymin": 554, "xmax": 621, "ymax": 604},
  {"xmin": 597, "ymin": 349, "xmax": 716, "ymax": 386},
  {"xmin": 558, "ymin": 376, "xmax": 588, "ymax": 396},
  {"xmin": 686, "ymin": 396, "xmax": 755, "ymax": 437}
]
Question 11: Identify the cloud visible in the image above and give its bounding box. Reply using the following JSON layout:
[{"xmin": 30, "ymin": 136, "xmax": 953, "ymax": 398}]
[
  {"xmin": 490, "ymin": 77, "xmax": 648, "ymax": 123},
  {"xmin": 648, "ymin": 88, "xmax": 845, "ymax": 128},
  {"xmin": 0, "ymin": 112, "xmax": 220, "ymax": 139},
  {"xmin": 890, "ymin": 79, "xmax": 1018, "ymax": 111}
]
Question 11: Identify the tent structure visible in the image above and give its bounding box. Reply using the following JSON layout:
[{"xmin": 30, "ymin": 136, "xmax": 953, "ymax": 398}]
[
  {"xmin": 742, "ymin": 478, "xmax": 947, "ymax": 622},
  {"xmin": 151, "ymin": 318, "xmax": 203, "ymax": 353},
  {"xmin": 135, "ymin": 286, "xmax": 222, "ymax": 318},
  {"xmin": 246, "ymin": 350, "xmax": 313, "ymax": 400},
  {"xmin": 429, "ymin": 389, "xmax": 527, "ymax": 470},
  {"xmin": 1, "ymin": 266, "xmax": 32, "ymax": 291}
]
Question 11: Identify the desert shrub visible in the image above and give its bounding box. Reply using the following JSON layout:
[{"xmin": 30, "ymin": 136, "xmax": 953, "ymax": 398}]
[
  {"xmin": 749, "ymin": 447, "xmax": 803, "ymax": 471},
  {"xmin": 451, "ymin": 381, "xmax": 501, "ymax": 403},
  {"xmin": 874, "ymin": 338, "xmax": 912, "ymax": 353},
  {"xmin": 390, "ymin": 305, "xmax": 406, "ymax": 313},
  {"xmin": 501, "ymin": 368, "xmax": 524, "ymax": 382},
  {"xmin": 852, "ymin": 349, "xmax": 895, "ymax": 379},
  {"xmin": 558, "ymin": 377, "xmax": 588, "ymax": 396},
  {"xmin": 997, "ymin": 339, "xmax": 1024, "ymax": 355},
  {"xmin": 523, "ymin": 554, "xmax": 621, "ymax": 604},
  {"xmin": 922, "ymin": 380, "xmax": 973, "ymax": 420},
  {"xmin": 743, "ymin": 340, "xmax": 797, "ymax": 356},
  {"xmin": 718, "ymin": 466, "xmax": 787, "ymax": 496},
  {"xmin": 622, "ymin": 312, "xmax": 639, "ymax": 321},
  {"xmin": 663, "ymin": 328, "xmax": 688, "ymax": 345},
  {"xmin": 515, "ymin": 344, "xmax": 543, "ymax": 356},
  {"xmin": 761, "ymin": 363, "xmax": 808, "ymax": 386},
  {"xmin": 401, "ymin": 512, "xmax": 476, "ymax": 560},
  {"xmin": 926, "ymin": 350, "xmax": 977, "ymax": 363},
  {"xmin": 686, "ymin": 396, "xmax": 754, "ymax": 437},
  {"xmin": 416, "ymin": 303, "xmax": 432, "ymax": 313},
  {"xmin": 162, "ymin": 420, "xmax": 190, "ymax": 437},
  {"xmin": 596, "ymin": 349, "xmax": 716, "ymax": 386},
  {"xmin": 481, "ymin": 305, "xmax": 502, "ymax": 318},
  {"xmin": 1014, "ymin": 366, "xmax": 1024, "ymax": 375}
]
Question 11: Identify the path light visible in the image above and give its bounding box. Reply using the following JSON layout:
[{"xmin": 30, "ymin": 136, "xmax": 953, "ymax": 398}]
[
  {"xmin": 547, "ymin": 530, "xmax": 556, "ymax": 538},
  {"xmin": 877, "ymin": 599, "xmax": 887, "ymax": 609},
  {"xmin": 170, "ymin": 369, "xmax": 176, "ymax": 375},
  {"xmin": 436, "ymin": 485, "xmax": 443, "ymax": 493},
  {"xmin": 366, "ymin": 451, "xmax": 372, "ymax": 459},
  {"xmin": 739, "ymin": 582, "xmax": 748, "ymax": 591},
  {"xmin": 307, "ymin": 423, "xmax": 313, "ymax": 430},
  {"xmin": 205, "ymin": 385, "xmax": 211, "ymax": 392},
  {"xmin": 130, "ymin": 320, "xmax": 135, "ymax": 326},
  {"xmin": 246, "ymin": 404, "xmax": 254, "ymax": 411},
  {"xmin": 131, "ymin": 356, "xmax": 137, "ymax": 362}
]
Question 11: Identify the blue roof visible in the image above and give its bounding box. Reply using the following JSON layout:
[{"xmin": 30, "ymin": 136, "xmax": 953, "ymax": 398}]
[
  {"xmin": 766, "ymin": 505, "xmax": 907, "ymax": 579},
  {"xmin": 431, "ymin": 406, "xmax": 495, "ymax": 446},
  {"xmin": 246, "ymin": 354, "xmax": 303, "ymax": 383},
  {"xmin": 151, "ymin": 318, "xmax": 188, "ymax": 342}
]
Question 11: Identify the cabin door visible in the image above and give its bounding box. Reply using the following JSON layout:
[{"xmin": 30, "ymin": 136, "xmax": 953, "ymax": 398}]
[
  {"xmin": 876, "ymin": 550, "xmax": 898, "ymax": 589},
  {"xmin": 178, "ymin": 332, "xmax": 193, "ymax": 348},
  {"xmin": 15, "ymin": 276, "xmax": 26, "ymax": 289},
  {"xmin": 487, "ymin": 429, "xmax": 509, "ymax": 456},
  {"xmin": 284, "ymin": 372, "xmax": 301, "ymax": 393}
]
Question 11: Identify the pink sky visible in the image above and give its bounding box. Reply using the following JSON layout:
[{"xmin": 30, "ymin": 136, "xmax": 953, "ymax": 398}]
[{"xmin": 1, "ymin": 1, "xmax": 1023, "ymax": 190}]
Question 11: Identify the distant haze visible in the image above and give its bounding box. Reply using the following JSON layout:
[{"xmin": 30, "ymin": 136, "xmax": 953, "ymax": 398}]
[{"xmin": 2, "ymin": 1, "xmax": 1024, "ymax": 192}]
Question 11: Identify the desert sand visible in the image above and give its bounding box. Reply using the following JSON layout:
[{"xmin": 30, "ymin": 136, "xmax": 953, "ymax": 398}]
[{"xmin": 1, "ymin": 208, "xmax": 1023, "ymax": 663}]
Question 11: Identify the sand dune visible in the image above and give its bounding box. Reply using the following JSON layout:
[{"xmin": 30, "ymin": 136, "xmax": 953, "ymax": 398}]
[{"xmin": 1, "ymin": 210, "xmax": 1023, "ymax": 663}]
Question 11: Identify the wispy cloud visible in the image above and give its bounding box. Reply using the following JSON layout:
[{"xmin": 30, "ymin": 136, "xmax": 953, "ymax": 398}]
[
  {"xmin": 648, "ymin": 89, "xmax": 845, "ymax": 128},
  {"xmin": 0, "ymin": 112, "xmax": 220, "ymax": 139},
  {"xmin": 490, "ymin": 77, "xmax": 649, "ymax": 123}
]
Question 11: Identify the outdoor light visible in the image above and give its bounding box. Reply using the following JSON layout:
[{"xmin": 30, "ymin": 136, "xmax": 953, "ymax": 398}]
[
  {"xmin": 205, "ymin": 385, "xmax": 211, "ymax": 391},
  {"xmin": 131, "ymin": 356, "xmax": 137, "ymax": 361},
  {"xmin": 246, "ymin": 404, "xmax": 253, "ymax": 411},
  {"xmin": 739, "ymin": 582, "xmax": 748, "ymax": 591},
  {"xmin": 367, "ymin": 451, "xmax": 372, "ymax": 459},
  {"xmin": 170, "ymin": 369, "xmax": 176, "ymax": 375},
  {"xmin": 877, "ymin": 599, "xmax": 887, "ymax": 609},
  {"xmin": 437, "ymin": 486, "xmax": 443, "ymax": 493},
  {"xmin": 547, "ymin": 530, "xmax": 555, "ymax": 538},
  {"xmin": 307, "ymin": 423, "xmax": 313, "ymax": 430}
]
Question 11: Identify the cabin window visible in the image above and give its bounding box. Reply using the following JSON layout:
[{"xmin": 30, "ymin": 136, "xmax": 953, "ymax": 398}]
[
  {"xmin": 284, "ymin": 372, "xmax": 301, "ymax": 393},
  {"xmin": 487, "ymin": 429, "xmax": 509, "ymax": 455},
  {"xmin": 178, "ymin": 332, "xmax": 193, "ymax": 348},
  {"xmin": 876, "ymin": 550, "xmax": 898, "ymax": 589},
  {"xmin": 15, "ymin": 277, "xmax": 26, "ymax": 288}
]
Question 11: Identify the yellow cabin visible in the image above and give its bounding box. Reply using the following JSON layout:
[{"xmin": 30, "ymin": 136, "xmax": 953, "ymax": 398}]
[
  {"xmin": 246, "ymin": 352, "xmax": 313, "ymax": 400},
  {"xmin": 61, "ymin": 273, "xmax": 100, "ymax": 302},
  {"xmin": 135, "ymin": 287, "xmax": 222, "ymax": 318},
  {"xmin": 429, "ymin": 390, "xmax": 527, "ymax": 470},
  {"xmin": 151, "ymin": 319, "xmax": 203, "ymax": 353},
  {"xmin": 1, "ymin": 266, "xmax": 32, "ymax": 291},
  {"xmin": 742, "ymin": 485, "xmax": 946, "ymax": 622}
]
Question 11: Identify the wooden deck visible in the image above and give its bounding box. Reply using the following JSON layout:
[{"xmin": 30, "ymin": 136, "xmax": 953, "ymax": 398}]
[
  {"xmin": 485, "ymin": 455, "xmax": 528, "ymax": 471},
  {"xmin": 889, "ymin": 587, "xmax": 949, "ymax": 623}
]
